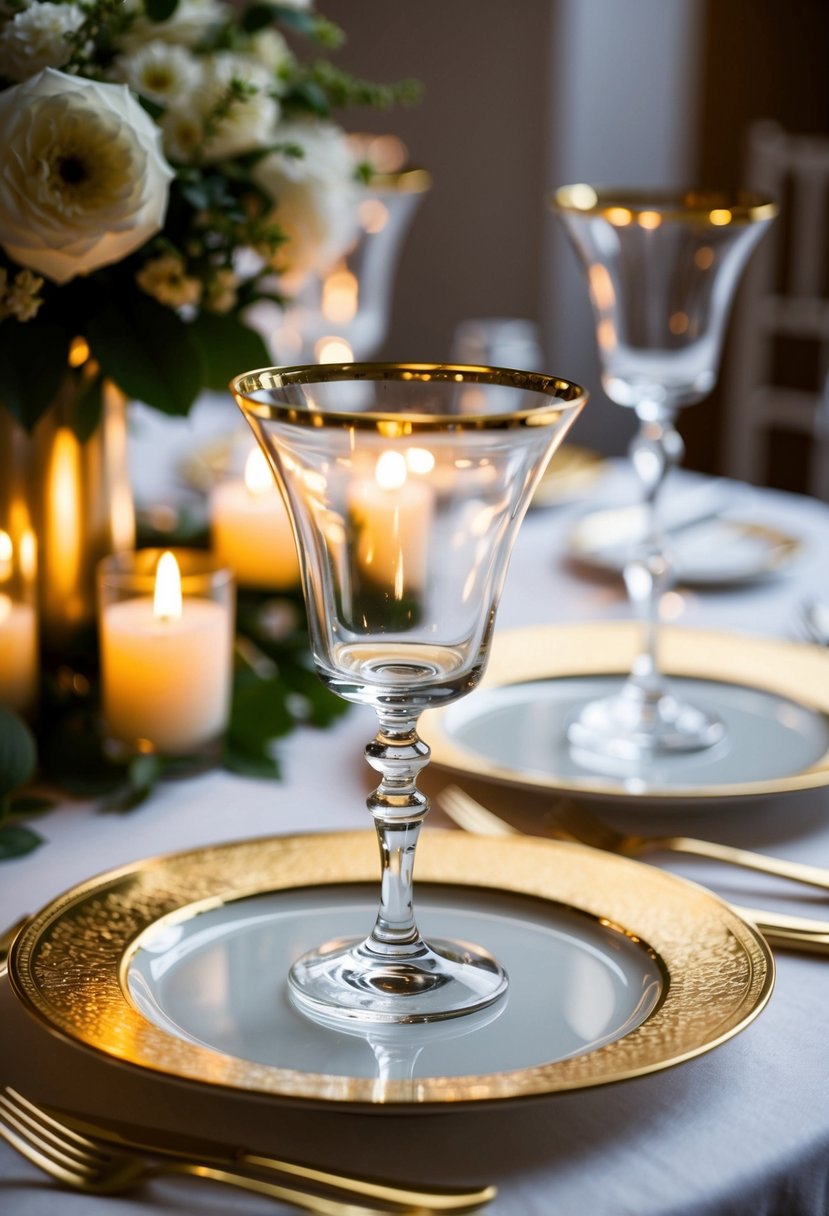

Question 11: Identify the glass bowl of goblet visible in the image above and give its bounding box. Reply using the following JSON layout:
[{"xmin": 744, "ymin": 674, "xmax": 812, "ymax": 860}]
[
  {"xmin": 550, "ymin": 186, "xmax": 776, "ymax": 762},
  {"xmin": 232, "ymin": 362, "xmax": 586, "ymax": 1026}
]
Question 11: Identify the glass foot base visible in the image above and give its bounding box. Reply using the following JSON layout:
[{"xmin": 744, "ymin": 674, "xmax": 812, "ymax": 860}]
[
  {"xmin": 288, "ymin": 935, "xmax": 508, "ymax": 1026},
  {"xmin": 567, "ymin": 682, "xmax": 726, "ymax": 763}
]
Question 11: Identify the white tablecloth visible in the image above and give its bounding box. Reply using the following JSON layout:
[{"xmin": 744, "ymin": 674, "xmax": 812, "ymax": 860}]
[{"xmin": 3, "ymin": 460, "xmax": 829, "ymax": 1216}]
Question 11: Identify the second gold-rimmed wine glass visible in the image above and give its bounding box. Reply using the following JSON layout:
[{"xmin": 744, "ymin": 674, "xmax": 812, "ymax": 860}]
[
  {"xmin": 232, "ymin": 362, "xmax": 586, "ymax": 1025},
  {"xmin": 550, "ymin": 186, "xmax": 776, "ymax": 762}
]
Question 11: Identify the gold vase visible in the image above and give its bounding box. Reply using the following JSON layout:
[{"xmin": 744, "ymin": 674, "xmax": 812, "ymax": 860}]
[{"xmin": 0, "ymin": 373, "xmax": 136, "ymax": 671}]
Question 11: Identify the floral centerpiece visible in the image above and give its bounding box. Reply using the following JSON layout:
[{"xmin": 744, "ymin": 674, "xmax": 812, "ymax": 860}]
[
  {"xmin": 0, "ymin": 0, "xmax": 418, "ymax": 427},
  {"xmin": 0, "ymin": 0, "xmax": 419, "ymax": 856}
]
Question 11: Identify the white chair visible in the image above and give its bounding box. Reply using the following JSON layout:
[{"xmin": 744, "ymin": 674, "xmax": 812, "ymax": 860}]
[{"xmin": 722, "ymin": 120, "xmax": 829, "ymax": 500}]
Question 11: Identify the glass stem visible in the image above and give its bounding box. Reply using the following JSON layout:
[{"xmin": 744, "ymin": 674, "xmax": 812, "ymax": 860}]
[
  {"xmin": 624, "ymin": 405, "xmax": 684, "ymax": 701},
  {"xmin": 363, "ymin": 715, "xmax": 431, "ymax": 958}
]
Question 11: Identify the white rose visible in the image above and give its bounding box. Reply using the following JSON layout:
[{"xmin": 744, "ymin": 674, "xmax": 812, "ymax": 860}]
[
  {"xmin": 113, "ymin": 42, "xmax": 203, "ymax": 107},
  {"xmin": 120, "ymin": 0, "xmax": 228, "ymax": 49},
  {"xmin": 0, "ymin": 68, "xmax": 174, "ymax": 285},
  {"xmin": 200, "ymin": 52, "xmax": 279, "ymax": 162},
  {"xmin": 249, "ymin": 28, "xmax": 293, "ymax": 87},
  {"xmin": 253, "ymin": 121, "xmax": 359, "ymax": 288},
  {"xmin": 0, "ymin": 2, "xmax": 86, "ymax": 82}
]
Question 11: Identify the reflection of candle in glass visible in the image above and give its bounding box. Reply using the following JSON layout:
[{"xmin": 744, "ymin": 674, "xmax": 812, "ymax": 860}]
[
  {"xmin": 349, "ymin": 451, "xmax": 433, "ymax": 595},
  {"xmin": 100, "ymin": 552, "xmax": 233, "ymax": 754},
  {"xmin": 210, "ymin": 450, "xmax": 300, "ymax": 589},
  {"xmin": 322, "ymin": 268, "xmax": 359, "ymax": 323}
]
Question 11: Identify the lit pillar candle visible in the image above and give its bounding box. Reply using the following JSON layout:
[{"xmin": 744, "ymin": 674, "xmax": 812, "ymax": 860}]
[
  {"xmin": 0, "ymin": 530, "xmax": 38, "ymax": 714},
  {"xmin": 211, "ymin": 449, "xmax": 300, "ymax": 590},
  {"xmin": 100, "ymin": 552, "xmax": 233, "ymax": 755},
  {"xmin": 349, "ymin": 450, "xmax": 433, "ymax": 596}
]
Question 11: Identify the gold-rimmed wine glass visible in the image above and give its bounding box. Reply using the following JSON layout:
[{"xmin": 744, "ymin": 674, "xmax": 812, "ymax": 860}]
[
  {"xmin": 550, "ymin": 186, "xmax": 776, "ymax": 762},
  {"xmin": 232, "ymin": 362, "xmax": 586, "ymax": 1025}
]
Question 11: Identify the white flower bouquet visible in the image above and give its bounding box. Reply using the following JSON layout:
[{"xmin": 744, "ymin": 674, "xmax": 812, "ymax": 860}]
[{"xmin": 0, "ymin": 0, "xmax": 418, "ymax": 428}]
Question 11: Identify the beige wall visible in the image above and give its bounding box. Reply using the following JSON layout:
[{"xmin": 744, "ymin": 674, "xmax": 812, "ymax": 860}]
[{"xmin": 322, "ymin": 0, "xmax": 553, "ymax": 362}]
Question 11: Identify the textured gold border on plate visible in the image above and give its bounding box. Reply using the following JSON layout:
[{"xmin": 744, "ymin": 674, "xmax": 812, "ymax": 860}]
[
  {"xmin": 423, "ymin": 623, "xmax": 829, "ymax": 804},
  {"xmin": 8, "ymin": 830, "xmax": 772, "ymax": 1108}
]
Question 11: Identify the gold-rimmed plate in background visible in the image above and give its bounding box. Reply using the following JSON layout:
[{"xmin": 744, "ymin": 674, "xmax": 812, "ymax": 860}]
[
  {"xmin": 423, "ymin": 623, "xmax": 829, "ymax": 807},
  {"xmin": 8, "ymin": 830, "xmax": 771, "ymax": 1110},
  {"xmin": 567, "ymin": 505, "xmax": 802, "ymax": 586}
]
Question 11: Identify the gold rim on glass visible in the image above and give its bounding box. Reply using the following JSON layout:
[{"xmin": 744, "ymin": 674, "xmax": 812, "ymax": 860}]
[
  {"xmin": 7, "ymin": 830, "xmax": 772, "ymax": 1108},
  {"xmin": 231, "ymin": 362, "xmax": 588, "ymax": 432},
  {"xmin": 550, "ymin": 184, "xmax": 778, "ymax": 225}
]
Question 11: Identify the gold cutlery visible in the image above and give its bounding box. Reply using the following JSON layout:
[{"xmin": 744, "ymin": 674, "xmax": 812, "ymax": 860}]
[
  {"xmin": 49, "ymin": 1101, "xmax": 495, "ymax": 1213},
  {"xmin": 437, "ymin": 785, "xmax": 829, "ymax": 954},
  {"xmin": 0, "ymin": 927, "xmax": 493, "ymax": 1213},
  {"xmin": 0, "ymin": 1087, "xmax": 491, "ymax": 1214}
]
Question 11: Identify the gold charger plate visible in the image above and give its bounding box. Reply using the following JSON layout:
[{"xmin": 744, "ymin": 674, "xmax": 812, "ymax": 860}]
[
  {"xmin": 8, "ymin": 830, "xmax": 772, "ymax": 1109},
  {"xmin": 422, "ymin": 623, "xmax": 829, "ymax": 805}
]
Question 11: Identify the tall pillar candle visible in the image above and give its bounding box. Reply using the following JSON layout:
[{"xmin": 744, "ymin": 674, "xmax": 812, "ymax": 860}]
[{"xmin": 211, "ymin": 449, "xmax": 300, "ymax": 590}]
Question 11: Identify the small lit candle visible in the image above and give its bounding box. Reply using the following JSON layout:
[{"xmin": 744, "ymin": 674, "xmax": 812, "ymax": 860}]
[
  {"xmin": 100, "ymin": 551, "xmax": 233, "ymax": 755},
  {"xmin": 349, "ymin": 450, "xmax": 433, "ymax": 596},
  {"xmin": 0, "ymin": 591, "xmax": 37, "ymax": 714},
  {"xmin": 211, "ymin": 449, "xmax": 300, "ymax": 590}
]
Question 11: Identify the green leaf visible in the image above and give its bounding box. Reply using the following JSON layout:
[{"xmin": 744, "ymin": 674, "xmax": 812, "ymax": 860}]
[
  {"xmin": 145, "ymin": 0, "xmax": 179, "ymax": 19},
  {"xmin": 272, "ymin": 5, "xmax": 319, "ymax": 37},
  {"xmin": 287, "ymin": 78, "xmax": 330, "ymax": 117},
  {"xmin": 0, "ymin": 824, "xmax": 44, "ymax": 860},
  {"xmin": 241, "ymin": 2, "xmax": 279, "ymax": 33},
  {"xmin": 87, "ymin": 297, "xmax": 204, "ymax": 416},
  {"xmin": 0, "ymin": 708, "xmax": 36, "ymax": 800},
  {"xmin": 190, "ymin": 312, "xmax": 271, "ymax": 392},
  {"xmin": 5, "ymin": 794, "xmax": 55, "ymax": 818},
  {"xmin": 0, "ymin": 322, "xmax": 69, "ymax": 430},
  {"xmin": 71, "ymin": 372, "xmax": 103, "ymax": 442},
  {"xmin": 229, "ymin": 674, "xmax": 295, "ymax": 748},
  {"xmin": 222, "ymin": 740, "xmax": 281, "ymax": 780}
]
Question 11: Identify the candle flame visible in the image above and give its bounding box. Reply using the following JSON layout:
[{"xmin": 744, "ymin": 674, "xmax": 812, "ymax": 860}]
[
  {"xmin": 153, "ymin": 551, "xmax": 182, "ymax": 621},
  {"xmin": 375, "ymin": 450, "xmax": 407, "ymax": 490},
  {"xmin": 244, "ymin": 448, "xmax": 274, "ymax": 497}
]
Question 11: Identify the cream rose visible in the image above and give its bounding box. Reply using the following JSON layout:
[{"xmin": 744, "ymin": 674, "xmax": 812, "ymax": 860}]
[
  {"xmin": 0, "ymin": 68, "xmax": 174, "ymax": 285},
  {"xmin": 253, "ymin": 120, "xmax": 359, "ymax": 288}
]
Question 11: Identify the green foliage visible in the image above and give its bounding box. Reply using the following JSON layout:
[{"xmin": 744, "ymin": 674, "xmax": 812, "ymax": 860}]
[
  {"xmin": 144, "ymin": 0, "xmax": 178, "ymax": 21},
  {"xmin": 0, "ymin": 321, "xmax": 69, "ymax": 431},
  {"xmin": 1, "ymin": 586, "xmax": 350, "ymax": 857},
  {"xmin": 0, "ymin": 708, "xmax": 49, "ymax": 859},
  {"xmin": 190, "ymin": 311, "xmax": 271, "ymax": 392},
  {"xmin": 86, "ymin": 296, "xmax": 205, "ymax": 416}
]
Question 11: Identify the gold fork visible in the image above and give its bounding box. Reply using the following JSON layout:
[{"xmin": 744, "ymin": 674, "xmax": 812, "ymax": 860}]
[
  {"xmin": 439, "ymin": 784, "xmax": 829, "ymax": 890},
  {"xmin": 0, "ymin": 927, "xmax": 494, "ymax": 1213},
  {"xmin": 0, "ymin": 1086, "xmax": 478, "ymax": 1215},
  {"xmin": 437, "ymin": 785, "xmax": 829, "ymax": 954}
]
